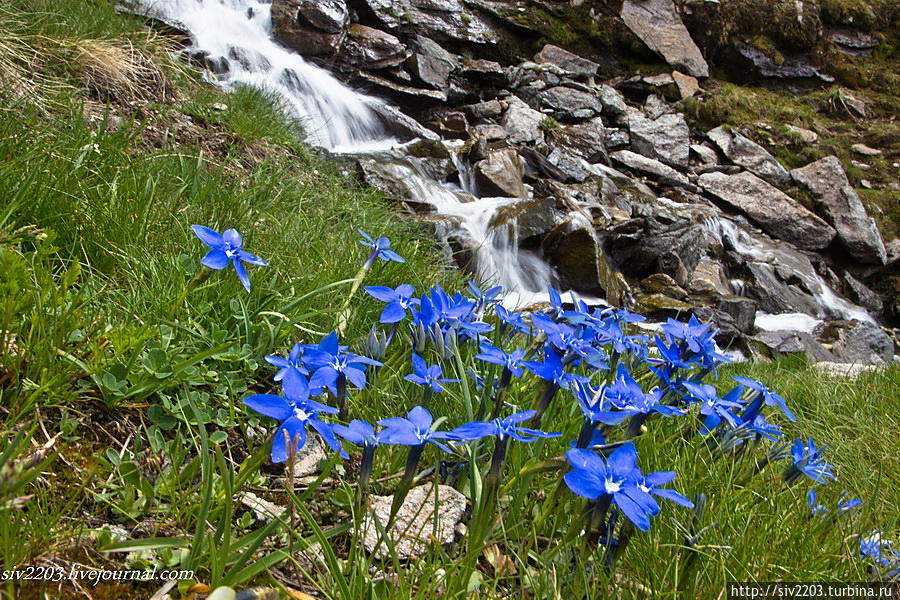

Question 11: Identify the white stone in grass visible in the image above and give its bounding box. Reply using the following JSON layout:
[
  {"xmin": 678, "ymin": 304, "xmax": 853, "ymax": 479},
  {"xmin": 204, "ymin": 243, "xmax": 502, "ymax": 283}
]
[
  {"xmin": 813, "ymin": 362, "xmax": 882, "ymax": 378},
  {"xmin": 362, "ymin": 484, "xmax": 467, "ymax": 559}
]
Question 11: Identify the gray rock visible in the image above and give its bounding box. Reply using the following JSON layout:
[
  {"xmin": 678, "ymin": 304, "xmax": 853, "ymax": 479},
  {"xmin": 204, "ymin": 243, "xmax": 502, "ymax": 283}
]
[
  {"xmin": 501, "ymin": 97, "xmax": 545, "ymax": 145},
  {"xmin": 460, "ymin": 58, "xmax": 509, "ymax": 88},
  {"xmin": 540, "ymin": 86, "xmax": 604, "ymax": 118},
  {"xmin": 735, "ymin": 44, "xmax": 835, "ymax": 82},
  {"xmin": 363, "ymin": 484, "xmax": 467, "ymax": 559},
  {"xmin": 543, "ymin": 213, "xmax": 630, "ymax": 305},
  {"xmin": 690, "ymin": 143, "xmax": 719, "ymax": 166},
  {"xmin": 548, "ymin": 148, "xmax": 591, "ymax": 183},
  {"xmin": 643, "ymin": 94, "xmax": 672, "ymax": 120},
  {"xmin": 611, "ymin": 150, "xmax": 690, "ymax": 187},
  {"xmin": 361, "ymin": 0, "xmax": 497, "ymax": 46},
  {"xmin": 534, "ymin": 44, "xmax": 599, "ymax": 78},
  {"xmin": 606, "ymin": 129, "xmax": 630, "ymax": 150},
  {"xmin": 672, "ymin": 71, "xmax": 700, "ymax": 99},
  {"xmin": 629, "ymin": 111, "xmax": 690, "ymax": 170},
  {"xmin": 474, "ymin": 149, "xmax": 527, "ymax": 198},
  {"xmin": 643, "ymin": 73, "xmax": 675, "ymax": 87},
  {"xmin": 356, "ymin": 71, "xmax": 448, "ymax": 102},
  {"xmin": 559, "ymin": 117, "xmax": 609, "ymax": 164},
  {"xmin": 370, "ymin": 103, "xmax": 442, "ymax": 141},
  {"xmin": 707, "ymin": 127, "xmax": 791, "ymax": 187},
  {"xmin": 814, "ymin": 362, "xmax": 882, "ymax": 378},
  {"xmin": 465, "ymin": 99, "xmax": 503, "ymax": 119},
  {"xmin": 698, "ymin": 171, "xmax": 836, "ymax": 250},
  {"xmin": 753, "ymin": 330, "xmax": 837, "ymax": 362},
  {"xmin": 407, "ymin": 36, "xmax": 458, "ymax": 90},
  {"xmin": 595, "ymin": 84, "xmax": 628, "ymax": 117},
  {"xmin": 717, "ymin": 295, "xmax": 757, "ymax": 334},
  {"xmin": 339, "ymin": 25, "xmax": 409, "ymax": 69},
  {"xmin": 790, "ymin": 156, "xmax": 887, "ymax": 264},
  {"xmin": 828, "ymin": 322, "xmax": 894, "ymax": 364},
  {"xmin": 271, "ymin": 0, "xmax": 348, "ymax": 56},
  {"xmin": 841, "ymin": 272, "xmax": 883, "ymax": 313},
  {"xmin": 471, "ymin": 123, "xmax": 507, "ymax": 140},
  {"xmin": 850, "ymin": 143, "xmax": 881, "ymax": 157},
  {"xmin": 620, "ymin": 0, "xmax": 709, "ymax": 77},
  {"xmin": 515, "ymin": 197, "xmax": 565, "ymax": 240}
]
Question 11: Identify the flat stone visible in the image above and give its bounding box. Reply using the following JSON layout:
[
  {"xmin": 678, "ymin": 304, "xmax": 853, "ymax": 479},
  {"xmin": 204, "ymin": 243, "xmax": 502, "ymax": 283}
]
[
  {"xmin": 735, "ymin": 44, "xmax": 835, "ymax": 82},
  {"xmin": 363, "ymin": 484, "xmax": 467, "ymax": 559},
  {"xmin": 690, "ymin": 143, "xmax": 719, "ymax": 166},
  {"xmin": 629, "ymin": 111, "xmax": 690, "ymax": 170},
  {"xmin": 851, "ymin": 143, "xmax": 882, "ymax": 156},
  {"xmin": 465, "ymin": 99, "xmax": 503, "ymax": 119},
  {"xmin": 595, "ymin": 84, "xmax": 628, "ymax": 117},
  {"xmin": 785, "ymin": 125, "xmax": 818, "ymax": 144},
  {"xmin": 471, "ymin": 123, "xmax": 507, "ymax": 140},
  {"xmin": 620, "ymin": 0, "xmax": 709, "ymax": 77},
  {"xmin": 790, "ymin": 156, "xmax": 886, "ymax": 264},
  {"xmin": 560, "ymin": 117, "xmax": 608, "ymax": 164},
  {"xmin": 753, "ymin": 330, "xmax": 837, "ymax": 362},
  {"xmin": 361, "ymin": 0, "xmax": 497, "ymax": 46},
  {"xmin": 611, "ymin": 150, "xmax": 690, "ymax": 186},
  {"xmin": 699, "ymin": 171, "xmax": 836, "ymax": 251},
  {"xmin": 534, "ymin": 44, "xmax": 599, "ymax": 78},
  {"xmin": 460, "ymin": 58, "xmax": 509, "ymax": 87},
  {"xmin": 643, "ymin": 73, "xmax": 675, "ymax": 87},
  {"xmin": 814, "ymin": 362, "xmax": 882, "ymax": 378},
  {"xmin": 707, "ymin": 126, "xmax": 791, "ymax": 187},
  {"xmin": 672, "ymin": 71, "xmax": 700, "ymax": 99}
]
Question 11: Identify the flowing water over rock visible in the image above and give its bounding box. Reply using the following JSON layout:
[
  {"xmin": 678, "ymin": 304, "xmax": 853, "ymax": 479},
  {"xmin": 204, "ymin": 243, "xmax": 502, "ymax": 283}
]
[{"xmin": 135, "ymin": 0, "xmax": 892, "ymax": 359}]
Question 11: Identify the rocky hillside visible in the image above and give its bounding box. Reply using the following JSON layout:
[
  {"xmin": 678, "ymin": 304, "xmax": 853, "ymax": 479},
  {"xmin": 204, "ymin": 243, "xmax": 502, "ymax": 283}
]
[{"xmin": 149, "ymin": 0, "xmax": 899, "ymax": 364}]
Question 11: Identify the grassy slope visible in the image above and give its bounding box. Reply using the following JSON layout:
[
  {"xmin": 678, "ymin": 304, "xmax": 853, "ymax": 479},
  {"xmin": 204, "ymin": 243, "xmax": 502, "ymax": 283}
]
[{"xmin": 0, "ymin": 1, "xmax": 897, "ymax": 599}]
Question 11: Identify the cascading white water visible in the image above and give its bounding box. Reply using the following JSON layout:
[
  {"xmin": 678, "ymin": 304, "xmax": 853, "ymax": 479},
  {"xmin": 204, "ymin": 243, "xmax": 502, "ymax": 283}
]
[
  {"xmin": 138, "ymin": 0, "xmax": 558, "ymax": 303},
  {"xmin": 137, "ymin": 0, "xmax": 390, "ymax": 150}
]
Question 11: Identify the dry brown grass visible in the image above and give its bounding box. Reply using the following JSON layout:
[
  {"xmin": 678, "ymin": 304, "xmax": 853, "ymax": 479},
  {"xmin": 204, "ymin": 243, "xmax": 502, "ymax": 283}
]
[{"xmin": 71, "ymin": 37, "xmax": 175, "ymax": 104}]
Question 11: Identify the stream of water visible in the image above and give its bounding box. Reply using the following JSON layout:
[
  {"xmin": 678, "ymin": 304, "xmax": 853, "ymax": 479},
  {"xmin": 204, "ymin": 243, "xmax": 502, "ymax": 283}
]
[{"xmin": 136, "ymin": 0, "xmax": 871, "ymax": 324}]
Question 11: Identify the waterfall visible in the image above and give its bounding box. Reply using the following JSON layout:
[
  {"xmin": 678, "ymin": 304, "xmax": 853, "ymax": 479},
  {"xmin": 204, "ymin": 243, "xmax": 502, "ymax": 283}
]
[{"xmin": 137, "ymin": 0, "xmax": 559, "ymax": 304}]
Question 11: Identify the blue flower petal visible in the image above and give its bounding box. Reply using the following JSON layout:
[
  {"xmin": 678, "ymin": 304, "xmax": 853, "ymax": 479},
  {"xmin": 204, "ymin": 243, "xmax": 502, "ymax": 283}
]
[
  {"xmin": 191, "ymin": 225, "xmax": 223, "ymax": 248},
  {"xmin": 222, "ymin": 228, "xmax": 243, "ymax": 247},
  {"xmin": 243, "ymin": 394, "xmax": 292, "ymax": 421},
  {"xmin": 233, "ymin": 258, "xmax": 251, "ymax": 292},
  {"xmin": 201, "ymin": 249, "xmax": 229, "ymax": 270}
]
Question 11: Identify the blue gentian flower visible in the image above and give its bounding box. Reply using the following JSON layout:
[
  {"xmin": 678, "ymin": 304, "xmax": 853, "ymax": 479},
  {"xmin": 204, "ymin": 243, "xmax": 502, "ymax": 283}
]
[
  {"xmin": 333, "ymin": 419, "xmax": 379, "ymax": 448},
  {"xmin": 743, "ymin": 413, "xmax": 783, "ymax": 441},
  {"xmin": 494, "ymin": 305, "xmax": 530, "ymax": 335},
  {"xmin": 376, "ymin": 406, "xmax": 456, "ymax": 452},
  {"xmin": 304, "ymin": 331, "xmax": 383, "ymax": 392},
  {"xmin": 405, "ymin": 354, "xmax": 459, "ymax": 392},
  {"xmin": 859, "ymin": 532, "xmax": 899, "ymax": 567},
  {"xmin": 835, "ymin": 493, "xmax": 862, "ymax": 513},
  {"xmin": 475, "ymin": 342, "xmax": 527, "ymax": 377},
  {"xmin": 661, "ymin": 315, "xmax": 730, "ymax": 373},
  {"xmin": 683, "ymin": 382, "xmax": 743, "ymax": 433},
  {"xmin": 637, "ymin": 471, "xmax": 695, "ymax": 515},
  {"xmin": 601, "ymin": 365, "xmax": 685, "ymax": 421},
  {"xmin": 786, "ymin": 438, "xmax": 835, "ymax": 484},
  {"xmin": 242, "ymin": 375, "xmax": 343, "ymax": 463},
  {"xmin": 467, "ymin": 281, "xmax": 503, "ymax": 314},
  {"xmin": 365, "ymin": 284, "xmax": 419, "ymax": 323},
  {"xmin": 651, "ymin": 336, "xmax": 694, "ymax": 371},
  {"xmin": 523, "ymin": 347, "xmax": 588, "ymax": 389},
  {"xmin": 563, "ymin": 443, "xmax": 659, "ymax": 531},
  {"xmin": 448, "ymin": 410, "xmax": 561, "ymax": 442},
  {"xmin": 359, "ymin": 229, "xmax": 405, "ymax": 268},
  {"xmin": 191, "ymin": 225, "xmax": 268, "ymax": 292},
  {"xmin": 807, "ymin": 488, "xmax": 829, "ymax": 517},
  {"xmin": 265, "ymin": 342, "xmax": 308, "ymax": 386},
  {"xmin": 733, "ymin": 376, "xmax": 796, "ymax": 422}
]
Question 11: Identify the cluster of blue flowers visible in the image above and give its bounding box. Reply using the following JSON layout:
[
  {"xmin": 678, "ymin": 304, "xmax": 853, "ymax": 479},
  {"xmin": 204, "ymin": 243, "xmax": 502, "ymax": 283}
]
[{"xmin": 192, "ymin": 226, "xmax": 883, "ymax": 567}]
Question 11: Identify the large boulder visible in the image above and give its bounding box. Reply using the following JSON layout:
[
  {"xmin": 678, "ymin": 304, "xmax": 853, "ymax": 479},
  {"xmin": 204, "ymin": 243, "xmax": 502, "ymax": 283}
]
[
  {"xmin": 338, "ymin": 25, "xmax": 409, "ymax": 69},
  {"xmin": 620, "ymin": 0, "xmax": 709, "ymax": 77},
  {"xmin": 474, "ymin": 149, "xmax": 528, "ymax": 198},
  {"xmin": 825, "ymin": 321, "xmax": 894, "ymax": 364},
  {"xmin": 534, "ymin": 44, "xmax": 599, "ymax": 79},
  {"xmin": 628, "ymin": 111, "xmax": 690, "ymax": 170},
  {"xmin": 790, "ymin": 156, "xmax": 887, "ymax": 265},
  {"xmin": 706, "ymin": 126, "xmax": 791, "ymax": 188},
  {"xmin": 271, "ymin": 0, "xmax": 349, "ymax": 56},
  {"xmin": 698, "ymin": 171, "xmax": 836, "ymax": 251}
]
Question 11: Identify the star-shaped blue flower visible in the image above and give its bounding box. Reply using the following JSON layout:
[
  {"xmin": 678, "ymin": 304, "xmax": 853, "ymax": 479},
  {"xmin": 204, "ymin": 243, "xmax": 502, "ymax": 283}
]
[
  {"xmin": 404, "ymin": 354, "xmax": 459, "ymax": 393},
  {"xmin": 191, "ymin": 225, "xmax": 267, "ymax": 292},
  {"xmin": 448, "ymin": 410, "xmax": 561, "ymax": 442}
]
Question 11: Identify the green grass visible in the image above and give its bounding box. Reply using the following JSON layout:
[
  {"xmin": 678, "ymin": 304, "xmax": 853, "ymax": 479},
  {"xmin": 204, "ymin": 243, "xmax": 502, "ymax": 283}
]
[{"xmin": 0, "ymin": 1, "xmax": 898, "ymax": 599}]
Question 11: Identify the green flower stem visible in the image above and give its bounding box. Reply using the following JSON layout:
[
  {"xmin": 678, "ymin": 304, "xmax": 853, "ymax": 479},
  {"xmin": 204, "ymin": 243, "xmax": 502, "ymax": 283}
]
[
  {"xmin": 167, "ymin": 268, "xmax": 212, "ymax": 317},
  {"xmin": 532, "ymin": 381, "xmax": 559, "ymax": 427},
  {"xmin": 335, "ymin": 263, "xmax": 371, "ymax": 336},
  {"xmin": 336, "ymin": 373, "xmax": 348, "ymax": 421},
  {"xmin": 489, "ymin": 368, "xmax": 513, "ymax": 419},
  {"xmin": 576, "ymin": 418, "xmax": 597, "ymax": 448},
  {"xmin": 387, "ymin": 443, "xmax": 425, "ymax": 527}
]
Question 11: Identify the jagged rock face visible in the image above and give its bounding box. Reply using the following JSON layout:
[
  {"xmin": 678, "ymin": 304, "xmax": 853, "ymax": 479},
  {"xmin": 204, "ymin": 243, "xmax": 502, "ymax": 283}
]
[
  {"xmin": 500, "ymin": 97, "xmax": 544, "ymax": 145},
  {"xmin": 620, "ymin": 0, "xmax": 710, "ymax": 77},
  {"xmin": 271, "ymin": 0, "xmax": 348, "ymax": 56},
  {"xmin": 791, "ymin": 156, "xmax": 887, "ymax": 265},
  {"xmin": 560, "ymin": 118, "xmax": 609, "ymax": 164},
  {"xmin": 611, "ymin": 150, "xmax": 689, "ymax": 187},
  {"xmin": 540, "ymin": 86, "xmax": 604, "ymax": 120},
  {"xmin": 706, "ymin": 126, "xmax": 791, "ymax": 188},
  {"xmin": 698, "ymin": 171, "xmax": 836, "ymax": 251},
  {"xmin": 407, "ymin": 36, "xmax": 458, "ymax": 90}
]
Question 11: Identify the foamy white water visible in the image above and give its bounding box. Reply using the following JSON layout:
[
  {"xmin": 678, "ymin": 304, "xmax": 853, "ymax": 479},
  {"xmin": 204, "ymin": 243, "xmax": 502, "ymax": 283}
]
[{"xmin": 138, "ymin": 0, "xmax": 389, "ymax": 149}]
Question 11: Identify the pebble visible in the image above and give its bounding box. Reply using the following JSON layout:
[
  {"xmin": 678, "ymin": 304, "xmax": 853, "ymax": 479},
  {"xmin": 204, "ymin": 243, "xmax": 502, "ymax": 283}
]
[{"xmin": 851, "ymin": 143, "xmax": 881, "ymax": 156}]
